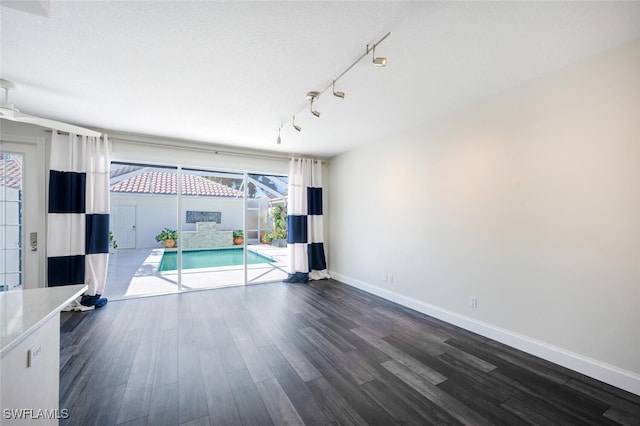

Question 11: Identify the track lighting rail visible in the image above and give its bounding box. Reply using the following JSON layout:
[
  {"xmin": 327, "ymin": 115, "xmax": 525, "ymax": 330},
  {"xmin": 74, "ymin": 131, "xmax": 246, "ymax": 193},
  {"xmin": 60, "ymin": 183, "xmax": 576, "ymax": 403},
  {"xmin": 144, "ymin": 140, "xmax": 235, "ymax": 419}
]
[{"xmin": 276, "ymin": 31, "xmax": 390, "ymax": 144}]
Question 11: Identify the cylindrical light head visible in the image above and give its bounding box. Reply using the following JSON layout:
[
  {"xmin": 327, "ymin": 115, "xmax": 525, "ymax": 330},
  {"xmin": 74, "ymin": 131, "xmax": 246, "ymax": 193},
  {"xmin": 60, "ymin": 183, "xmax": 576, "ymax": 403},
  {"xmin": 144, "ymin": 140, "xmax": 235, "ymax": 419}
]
[
  {"xmin": 310, "ymin": 98, "xmax": 321, "ymax": 118},
  {"xmin": 333, "ymin": 80, "xmax": 345, "ymax": 99},
  {"xmin": 292, "ymin": 116, "xmax": 301, "ymax": 132},
  {"xmin": 373, "ymin": 57, "xmax": 387, "ymax": 67},
  {"xmin": 372, "ymin": 45, "xmax": 387, "ymax": 67}
]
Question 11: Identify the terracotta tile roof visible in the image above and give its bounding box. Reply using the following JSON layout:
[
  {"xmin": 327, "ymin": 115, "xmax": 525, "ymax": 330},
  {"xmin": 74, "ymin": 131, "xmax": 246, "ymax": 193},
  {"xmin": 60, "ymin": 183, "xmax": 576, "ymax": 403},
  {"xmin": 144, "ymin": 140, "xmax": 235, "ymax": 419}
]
[
  {"xmin": 110, "ymin": 171, "xmax": 243, "ymax": 197},
  {"xmin": 110, "ymin": 164, "xmax": 144, "ymax": 179},
  {"xmin": 0, "ymin": 155, "xmax": 22, "ymax": 190}
]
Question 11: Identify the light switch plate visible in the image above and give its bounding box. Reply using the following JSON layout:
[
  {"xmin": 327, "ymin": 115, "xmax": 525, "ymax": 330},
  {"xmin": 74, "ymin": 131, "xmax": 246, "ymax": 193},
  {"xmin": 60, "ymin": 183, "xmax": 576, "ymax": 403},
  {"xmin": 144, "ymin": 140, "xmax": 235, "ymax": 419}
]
[{"xmin": 27, "ymin": 342, "xmax": 42, "ymax": 367}]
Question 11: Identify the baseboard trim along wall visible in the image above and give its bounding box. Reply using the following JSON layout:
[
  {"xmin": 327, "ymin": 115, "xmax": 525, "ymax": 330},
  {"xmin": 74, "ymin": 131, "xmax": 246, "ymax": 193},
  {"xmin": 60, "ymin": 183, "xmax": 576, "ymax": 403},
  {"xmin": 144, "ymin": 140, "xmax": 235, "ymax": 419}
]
[{"xmin": 330, "ymin": 272, "xmax": 640, "ymax": 397}]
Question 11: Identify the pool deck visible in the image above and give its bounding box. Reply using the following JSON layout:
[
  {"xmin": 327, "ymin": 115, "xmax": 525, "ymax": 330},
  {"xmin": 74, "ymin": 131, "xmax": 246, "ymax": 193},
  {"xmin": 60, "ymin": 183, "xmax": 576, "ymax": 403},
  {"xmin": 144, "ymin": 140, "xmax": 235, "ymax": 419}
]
[{"xmin": 104, "ymin": 244, "xmax": 288, "ymax": 300}]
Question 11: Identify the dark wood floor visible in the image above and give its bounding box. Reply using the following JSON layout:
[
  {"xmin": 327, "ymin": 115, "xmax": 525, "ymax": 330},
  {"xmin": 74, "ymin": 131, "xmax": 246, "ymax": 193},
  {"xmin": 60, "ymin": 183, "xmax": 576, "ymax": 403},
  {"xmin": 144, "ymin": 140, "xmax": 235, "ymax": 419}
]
[{"xmin": 60, "ymin": 279, "xmax": 640, "ymax": 426}]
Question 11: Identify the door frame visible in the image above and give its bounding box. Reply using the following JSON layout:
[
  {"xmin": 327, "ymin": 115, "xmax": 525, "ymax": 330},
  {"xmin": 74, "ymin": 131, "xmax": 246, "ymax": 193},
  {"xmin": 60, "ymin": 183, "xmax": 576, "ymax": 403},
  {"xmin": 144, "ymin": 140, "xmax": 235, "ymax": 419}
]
[{"xmin": 0, "ymin": 135, "xmax": 46, "ymax": 289}]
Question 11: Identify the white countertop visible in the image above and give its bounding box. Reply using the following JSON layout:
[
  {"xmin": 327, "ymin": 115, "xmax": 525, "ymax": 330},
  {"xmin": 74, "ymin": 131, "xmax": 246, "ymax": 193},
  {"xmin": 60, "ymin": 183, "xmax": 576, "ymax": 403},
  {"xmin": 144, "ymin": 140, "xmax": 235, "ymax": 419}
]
[{"xmin": 0, "ymin": 285, "xmax": 87, "ymax": 358}]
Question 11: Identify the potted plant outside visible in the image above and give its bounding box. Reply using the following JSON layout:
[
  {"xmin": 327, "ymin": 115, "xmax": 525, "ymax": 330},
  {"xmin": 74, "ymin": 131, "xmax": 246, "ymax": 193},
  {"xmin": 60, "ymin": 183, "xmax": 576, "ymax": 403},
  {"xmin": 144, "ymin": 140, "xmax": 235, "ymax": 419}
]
[
  {"xmin": 267, "ymin": 204, "xmax": 287, "ymax": 247},
  {"xmin": 155, "ymin": 228, "xmax": 178, "ymax": 248},
  {"xmin": 233, "ymin": 229, "xmax": 244, "ymax": 245},
  {"xmin": 109, "ymin": 230, "xmax": 118, "ymax": 251}
]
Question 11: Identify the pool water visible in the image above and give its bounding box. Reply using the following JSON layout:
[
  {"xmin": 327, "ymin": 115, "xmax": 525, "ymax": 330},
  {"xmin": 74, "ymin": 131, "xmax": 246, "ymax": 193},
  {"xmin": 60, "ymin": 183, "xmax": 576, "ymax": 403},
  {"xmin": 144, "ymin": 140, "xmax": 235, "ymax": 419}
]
[{"xmin": 158, "ymin": 248, "xmax": 274, "ymax": 272}]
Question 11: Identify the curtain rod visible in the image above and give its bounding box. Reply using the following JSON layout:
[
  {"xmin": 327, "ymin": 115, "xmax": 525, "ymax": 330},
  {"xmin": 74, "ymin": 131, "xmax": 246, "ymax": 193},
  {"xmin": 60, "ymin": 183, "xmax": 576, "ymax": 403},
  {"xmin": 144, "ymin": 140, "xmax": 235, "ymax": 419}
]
[
  {"xmin": 110, "ymin": 135, "xmax": 292, "ymax": 162},
  {"xmin": 48, "ymin": 131, "xmax": 327, "ymax": 163},
  {"xmin": 289, "ymin": 158, "xmax": 326, "ymax": 164},
  {"xmin": 45, "ymin": 129, "xmax": 105, "ymax": 138}
]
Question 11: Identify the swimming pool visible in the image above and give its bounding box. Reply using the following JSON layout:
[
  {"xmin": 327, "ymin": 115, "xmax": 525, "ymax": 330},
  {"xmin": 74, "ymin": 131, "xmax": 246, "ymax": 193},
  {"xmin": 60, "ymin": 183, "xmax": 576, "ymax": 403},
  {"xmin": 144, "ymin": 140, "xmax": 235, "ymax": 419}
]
[{"xmin": 158, "ymin": 248, "xmax": 274, "ymax": 272}]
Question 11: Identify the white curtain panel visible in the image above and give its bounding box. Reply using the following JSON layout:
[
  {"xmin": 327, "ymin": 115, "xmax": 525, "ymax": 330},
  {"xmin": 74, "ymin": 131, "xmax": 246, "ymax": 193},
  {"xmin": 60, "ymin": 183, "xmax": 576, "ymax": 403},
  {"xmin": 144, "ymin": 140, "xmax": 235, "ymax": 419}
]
[
  {"xmin": 47, "ymin": 132, "xmax": 111, "ymax": 296},
  {"xmin": 285, "ymin": 157, "xmax": 330, "ymax": 283}
]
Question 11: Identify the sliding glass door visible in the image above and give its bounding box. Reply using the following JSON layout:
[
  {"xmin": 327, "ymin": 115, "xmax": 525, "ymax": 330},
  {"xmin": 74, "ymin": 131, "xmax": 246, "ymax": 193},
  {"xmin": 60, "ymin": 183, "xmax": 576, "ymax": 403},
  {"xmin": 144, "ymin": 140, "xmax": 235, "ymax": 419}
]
[{"xmin": 106, "ymin": 163, "xmax": 288, "ymax": 299}]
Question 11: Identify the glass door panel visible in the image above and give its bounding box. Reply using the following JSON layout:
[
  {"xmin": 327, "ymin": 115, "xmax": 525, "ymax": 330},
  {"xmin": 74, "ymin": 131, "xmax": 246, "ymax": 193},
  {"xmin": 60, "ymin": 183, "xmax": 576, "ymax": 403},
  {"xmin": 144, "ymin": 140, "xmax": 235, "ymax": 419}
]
[
  {"xmin": 106, "ymin": 163, "xmax": 178, "ymax": 299},
  {"xmin": 246, "ymin": 173, "xmax": 288, "ymax": 285},
  {"xmin": 179, "ymin": 168, "xmax": 245, "ymax": 290}
]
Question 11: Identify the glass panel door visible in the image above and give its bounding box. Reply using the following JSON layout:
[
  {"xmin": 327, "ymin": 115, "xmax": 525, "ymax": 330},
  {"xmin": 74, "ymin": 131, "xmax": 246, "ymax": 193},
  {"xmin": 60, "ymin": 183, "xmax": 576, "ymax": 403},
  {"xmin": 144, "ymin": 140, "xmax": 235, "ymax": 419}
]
[
  {"xmin": 179, "ymin": 168, "xmax": 245, "ymax": 290},
  {"xmin": 106, "ymin": 163, "xmax": 178, "ymax": 299},
  {"xmin": 245, "ymin": 173, "xmax": 288, "ymax": 285}
]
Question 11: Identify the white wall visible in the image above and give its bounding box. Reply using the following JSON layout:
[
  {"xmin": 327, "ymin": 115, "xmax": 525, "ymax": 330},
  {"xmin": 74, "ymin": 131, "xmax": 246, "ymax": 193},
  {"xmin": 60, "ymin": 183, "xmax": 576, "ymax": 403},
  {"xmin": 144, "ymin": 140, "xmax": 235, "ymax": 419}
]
[{"xmin": 329, "ymin": 39, "xmax": 640, "ymax": 394}]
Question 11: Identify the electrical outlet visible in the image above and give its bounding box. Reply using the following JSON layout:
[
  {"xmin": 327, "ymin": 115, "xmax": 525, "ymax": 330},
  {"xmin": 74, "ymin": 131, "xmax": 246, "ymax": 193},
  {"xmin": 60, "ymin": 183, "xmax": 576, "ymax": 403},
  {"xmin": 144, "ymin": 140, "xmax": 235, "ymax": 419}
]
[
  {"xmin": 27, "ymin": 342, "xmax": 42, "ymax": 367},
  {"xmin": 388, "ymin": 274, "xmax": 393, "ymax": 283},
  {"xmin": 470, "ymin": 296, "xmax": 478, "ymax": 309}
]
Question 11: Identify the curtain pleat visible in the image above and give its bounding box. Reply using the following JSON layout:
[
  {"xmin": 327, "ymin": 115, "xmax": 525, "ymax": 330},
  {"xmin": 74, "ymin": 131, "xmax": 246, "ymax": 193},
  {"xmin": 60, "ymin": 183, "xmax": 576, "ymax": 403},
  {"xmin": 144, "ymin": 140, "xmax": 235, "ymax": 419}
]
[
  {"xmin": 47, "ymin": 133, "xmax": 111, "ymax": 296},
  {"xmin": 284, "ymin": 158, "xmax": 330, "ymax": 283}
]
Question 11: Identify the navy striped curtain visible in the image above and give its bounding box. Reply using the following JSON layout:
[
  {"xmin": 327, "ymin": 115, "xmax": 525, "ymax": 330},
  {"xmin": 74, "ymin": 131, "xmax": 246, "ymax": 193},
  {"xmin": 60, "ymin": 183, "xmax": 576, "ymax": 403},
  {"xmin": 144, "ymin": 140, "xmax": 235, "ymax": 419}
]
[
  {"xmin": 284, "ymin": 157, "xmax": 330, "ymax": 283},
  {"xmin": 47, "ymin": 132, "xmax": 111, "ymax": 296}
]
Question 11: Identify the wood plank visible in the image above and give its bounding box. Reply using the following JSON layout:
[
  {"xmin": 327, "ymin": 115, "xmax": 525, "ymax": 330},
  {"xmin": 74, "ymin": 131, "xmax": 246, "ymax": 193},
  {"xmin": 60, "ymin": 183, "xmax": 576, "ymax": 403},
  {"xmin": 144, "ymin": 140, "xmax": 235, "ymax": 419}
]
[
  {"xmin": 299, "ymin": 326, "xmax": 374, "ymax": 386},
  {"xmin": 381, "ymin": 359, "xmax": 493, "ymax": 426},
  {"xmin": 229, "ymin": 326, "xmax": 275, "ymax": 383},
  {"xmin": 361, "ymin": 379, "xmax": 434, "ymax": 424},
  {"xmin": 148, "ymin": 382, "xmax": 180, "ymax": 426},
  {"xmin": 489, "ymin": 369, "xmax": 616, "ymax": 425},
  {"xmin": 260, "ymin": 344, "xmax": 333, "ymax": 426},
  {"xmin": 317, "ymin": 316, "xmax": 392, "ymax": 365},
  {"xmin": 565, "ymin": 378, "xmax": 640, "ymax": 417},
  {"xmin": 437, "ymin": 378, "xmax": 527, "ymax": 425},
  {"xmin": 199, "ymin": 348, "xmax": 243, "ymax": 426},
  {"xmin": 263, "ymin": 327, "xmax": 323, "ymax": 382},
  {"xmin": 177, "ymin": 342, "xmax": 209, "ymax": 424},
  {"xmin": 153, "ymin": 328, "xmax": 178, "ymax": 386},
  {"xmin": 117, "ymin": 342, "xmax": 157, "ymax": 424},
  {"xmin": 306, "ymin": 349, "xmax": 397, "ymax": 426},
  {"xmin": 305, "ymin": 377, "xmax": 368, "ymax": 426},
  {"xmin": 303, "ymin": 315, "xmax": 357, "ymax": 352},
  {"xmin": 226, "ymin": 369, "xmax": 274, "ymax": 426},
  {"xmin": 603, "ymin": 407, "xmax": 640, "ymax": 426},
  {"xmin": 500, "ymin": 397, "xmax": 561, "ymax": 426},
  {"xmin": 351, "ymin": 326, "xmax": 447, "ymax": 385},
  {"xmin": 255, "ymin": 378, "xmax": 306, "ymax": 426},
  {"xmin": 383, "ymin": 333, "xmax": 512, "ymax": 404}
]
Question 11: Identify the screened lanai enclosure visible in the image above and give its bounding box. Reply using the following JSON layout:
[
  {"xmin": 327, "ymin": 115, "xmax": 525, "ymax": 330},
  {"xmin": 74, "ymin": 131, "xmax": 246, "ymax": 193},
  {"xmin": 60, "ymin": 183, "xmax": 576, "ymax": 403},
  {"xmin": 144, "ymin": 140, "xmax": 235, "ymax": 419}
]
[{"xmin": 105, "ymin": 162, "xmax": 288, "ymax": 299}]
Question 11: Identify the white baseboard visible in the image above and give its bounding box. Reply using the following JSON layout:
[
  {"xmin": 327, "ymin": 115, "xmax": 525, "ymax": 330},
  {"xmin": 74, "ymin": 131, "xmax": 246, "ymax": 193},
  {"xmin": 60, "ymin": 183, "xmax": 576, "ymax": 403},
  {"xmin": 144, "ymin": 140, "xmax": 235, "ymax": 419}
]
[{"xmin": 331, "ymin": 271, "xmax": 640, "ymax": 397}]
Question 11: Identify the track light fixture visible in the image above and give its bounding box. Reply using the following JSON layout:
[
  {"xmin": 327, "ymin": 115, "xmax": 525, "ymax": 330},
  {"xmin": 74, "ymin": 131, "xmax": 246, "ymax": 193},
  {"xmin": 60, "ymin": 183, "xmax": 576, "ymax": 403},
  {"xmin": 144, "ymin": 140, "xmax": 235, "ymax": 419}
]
[
  {"xmin": 292, "ymin": 115, "xmax": 301, "ymax": 132},
  {"xmin": 307, "ymin": 91, "xmax": 321, "ymax": 118},
  {"xmin": 371, "ymin": 45, "xmax": 387, "ymax": 67},
  {"xmin": 275, "ymin": 32, "xmax": 390, "ymax": 144},
  {"xmin": 332, "ymin": 80, "xmax": 345, "ymax": 99}
]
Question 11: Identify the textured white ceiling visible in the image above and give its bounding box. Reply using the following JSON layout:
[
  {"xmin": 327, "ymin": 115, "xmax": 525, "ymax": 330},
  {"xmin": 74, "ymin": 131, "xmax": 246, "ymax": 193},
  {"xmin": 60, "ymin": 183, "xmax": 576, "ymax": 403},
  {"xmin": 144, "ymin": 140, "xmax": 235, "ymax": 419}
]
[{"xmin": 2, "ymin": 1, "xmax": 640, "ymax": 158}]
